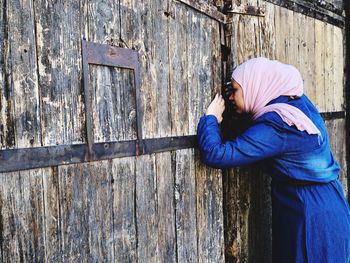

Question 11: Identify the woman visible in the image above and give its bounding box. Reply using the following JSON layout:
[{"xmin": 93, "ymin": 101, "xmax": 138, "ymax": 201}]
[{"xmin": 197, "ymin": 57, "xmax": 350, "ymax": 262}]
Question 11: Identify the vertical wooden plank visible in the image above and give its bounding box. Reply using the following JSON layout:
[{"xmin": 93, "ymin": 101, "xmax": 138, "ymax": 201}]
[
  {"xmin": 112, "ymin": 157, "xmax": 137, "ymax": 263},
  {"xmin": 34, "ymin": 0, "xmax": 85, "ymax": 145},
  {"xmin": 169, "ymin": 2, "xmax": 189, "ymax": 136},
  {"xmin": 188, "ymin": 10, "xmax": 202, "ymax": 135},
  {"xmin": 259, "ymin": 2, "xmax": 276, "ymax": 59},
  {"xmin": 285, "ymin": 9, "xmax": 295, "ymax": 66},
  {"xmin": 197, "ymin": 13, "xmax": 213, "ymax": 131},
  {"xmin": 135, "ymin": 154, "xmax": 158, "ymax": 262},
  {"xmin": 302, "ymin": 16, "xmax": 316, "ymax": 104},
  {"xmin": 139, "ymin": 0, "xmax": 171, "ymax": 138},
  {"xmin": 42, "ymin": 167, "xmax": 61, "ymax": 262},
  {"xmin": 314, "ymin": 20, "xmax": 326, "ymax": 112},
  {"xmin": 211, "ymin": 19, "xmax": 222, "ymax": 94},
  {"xmin": 223, "ymin": 167, "xmax": 251, "ymax": 262},
  {"xmin": 0, "ymin": 169, "xmax": 46, "ymax": 262},
  {"xmin": 326, "ymin": 119, "xmax": 348, "ymax": 197},
  {"xmin": 3, "ymin": 0, "xmax": 41, "ymax": 148},
  {"xmin": 274, "ymin": 5, "xmax": 287, "ymax": 63},
  {"xmin": 333, "ymin": 27, "xmax": 344, "ymax": 112},
  {"xmin": 174, "ymin": 148, "xmax": 198, "ymax": 262},
  {"xmin": 59, "ymin": 161, "xmax": 114, "ymax": 262},
  {"xmin": 155, "ymin": 152, "xmax": 177, "ymax": 262},
  {"xmin": 195, "ymin": 151, "xmax": 225, "ymax": 262},
  {"xmin": 324, "ymin": 23, "xmax": 334, "ymax": 112}
]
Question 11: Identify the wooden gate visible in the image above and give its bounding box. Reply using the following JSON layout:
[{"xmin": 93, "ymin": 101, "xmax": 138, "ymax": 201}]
[
  {"xmin": 0, "ymin": 0, "xmax": 225, "ymax": 262},
  {"xmin": 0, "ymin": 0, "xmax": 348, "ymax": 262}
]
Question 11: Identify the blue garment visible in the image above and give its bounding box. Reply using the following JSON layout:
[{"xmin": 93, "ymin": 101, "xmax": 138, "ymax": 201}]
[{"xmin": 197, "ymin": 95, "xmax": 350, "ymax": 262}]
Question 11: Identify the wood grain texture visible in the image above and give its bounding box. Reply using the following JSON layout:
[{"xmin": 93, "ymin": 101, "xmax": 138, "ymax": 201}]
[
  {"xmin": 333, "ymin": 26, "xmax": 344, "ymax": 112},
  {"xmin": 259, "ymin": 2, "xmax": 276, "ymax": 59},
  {"xmin": 86, "ymin": 0, "xmax": 137, "ymax": 143},
  {"xmin": 90, "ymin": 66, "xmax": 137, "ymax": 142},
  {"xmin": 169, "ymin": 2, "xmax": 190, "ymax": 136},
  {"xmin": 195, "ymin": 150, "xmax": 225, "ymax": 263},
  {"xmin": 34, "ymin": 0, "xmax": 85, "ymax": 146},
  {"xmin": 112, "ymin": 156, "xmax": 137, "ymax": 263},
  {"xmin": 315, "ymin": 19, "xmax": 326, "ymax": 112},
  {"xmin": 325, "ymin": 119, "xmax": 348, "ymax": 197},
  {"xmin": 42, "ymin": 167, "xmax": 61, "ymax": 262},
  {"xmin": 1, "ymin": 0, "xmax": 41, "ymax": 149},
  {"xmin": 58, "ymin": 161, "xmax": 114, "ymax": 262},
  {"xmin": 155, "ymin": 151, "xmax": 177, "ymax": 262},
  {"xmin": 0, "ymin": 169, "xmax": 46, "ymax": 262},
  {"xmin": 135, "ymin": 154, "xmax": 158, "ymax": 262},
  {"xmin": 139, "ymin": 0, "xmax": 171, "ymax": 138},
  {"xmin": 174, "ymin": 148, "xmax": 198, "ymax": 262}
]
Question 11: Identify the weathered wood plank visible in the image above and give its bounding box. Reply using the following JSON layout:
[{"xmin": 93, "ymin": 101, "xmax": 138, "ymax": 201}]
[
  {"xmin": 112, "ymin": 156, "xmax": 137, "ymax": 263},
  {"xmin": 169, "ymin": 2, "xmax": 189, "ymax": 136},
  {"xmin": 325, "ymin": 119, "xmax": 348, "ymax": 197},
  {"xmin": 34, "ymin": 0, "xmax": 85, "ymax": 145},
  {"xmin": 139, "ymin": 0, "xmax": 171, "ymax": 138},
  {"xmin": 2, "ymin": 0, "xmax": 41, "ymax": 148},
  {"xmin": 314, "ymin": 19, "xmax": 326, "ymax": 112},
  {"xmin": 42, "ymin": 167, "xmax": 61, "ymax": 262},
  {"xmin": 259, "ymin": 2, "xmax": 276, "ymax": 59},
  {"xmin": 333, "ymin": 26, "xmax": 344, "ymax": 112},
  {"xmin": 90, "ymin": 66, "xmax": 137, "ymax": 142},
  {"xmin": 0, "ymin": 169, "xmax": 46, "ymax": 262},
  {"xmin": 135, "ymin": 154, "xmax": 158, "ymax": 262},
  {"xmin": 174, "ymin": 148, "xmax": 198, "ymax": 262},
  {"xmin": 195, "ymin": 150, "xmax": 225, "ymax": 262},
  {"xmin": 188, "ymin": 10, "xmax": 203, "ymax": 135},
  {"xmin": 302, "ymin": 15, "xmax": 316, "ymax": 104},
  {"xmin": 155, "ymin": 151, "xmax": 177, "ymax": 262},
  {"xmin": 58, "ymin": 161, "xmax": 114, "ymax": 261},
  {"xmin": 223, "ymin": 167, "xmax": 251, "ymax": 262},
  {"xmin": 324, "ymin": 22, "xmax": 335, "ymax": 112},
  {"xmin": 274, "ymin": 5, "xmax": 287, "ymax": 63}
]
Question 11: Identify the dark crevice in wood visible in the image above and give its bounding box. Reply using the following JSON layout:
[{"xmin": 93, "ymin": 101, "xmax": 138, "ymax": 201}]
[{"xmin": 32, "ymin": 0, "xmax": 44, "ymax": 148}]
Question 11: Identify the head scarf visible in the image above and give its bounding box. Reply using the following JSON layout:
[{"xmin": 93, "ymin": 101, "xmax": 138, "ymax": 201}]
[{"xmin": 231, "ymin": 57, "xmax": 321, "ymax": 135}]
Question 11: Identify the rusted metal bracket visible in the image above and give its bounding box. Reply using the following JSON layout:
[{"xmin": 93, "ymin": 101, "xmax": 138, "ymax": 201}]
[
  {"xmin": 175, "ymin": 0, "xmax": 226, "ymax": 23},
  {"xmin": 81, "ymin": 39, "xmax": 144, "ymax": 158},
  {"xmin": 227, "ymin": 4, "xmax": 266, "ymax": 17}
]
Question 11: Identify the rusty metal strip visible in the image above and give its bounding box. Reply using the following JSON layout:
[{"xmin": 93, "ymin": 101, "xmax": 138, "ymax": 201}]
[
  {"xmin": 85, "ymin": 41, "xmax": 139, "ymax": 69},
  {"xmin": 175, "ymin": 0, "xmax": 225, "ymax": 23},
  {"xmin": 81, "ymin": 39, "xmax": 143, "ymax": 157},
  {"xmin": 0, "ymin": 136, "xmax": 197, "ymax": 173},
  {"xmin": 320, "ymin": 111, "xmax": 345, "ymax": 120}
]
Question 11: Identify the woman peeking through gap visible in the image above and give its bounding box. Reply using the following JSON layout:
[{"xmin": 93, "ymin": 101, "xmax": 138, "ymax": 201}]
[{"xmin": 197, "ymin": 57, "xmax": 350, "ymax": 262}]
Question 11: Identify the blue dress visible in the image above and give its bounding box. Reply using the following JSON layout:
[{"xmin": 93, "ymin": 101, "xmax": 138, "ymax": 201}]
[{"xmin": 197, "ymin": 95, "xmax": 350, "ymax": 262}]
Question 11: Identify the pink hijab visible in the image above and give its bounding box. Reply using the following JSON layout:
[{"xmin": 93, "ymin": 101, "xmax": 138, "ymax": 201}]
[{"xmin": 231, "ymin": 57, "xmax": 321, "ymax": 135}]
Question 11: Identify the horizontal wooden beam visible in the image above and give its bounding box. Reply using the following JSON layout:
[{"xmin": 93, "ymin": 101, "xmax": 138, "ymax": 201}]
[{"xmin": 265, "ymin": 0, "xmax": 345, "ymax": 28}]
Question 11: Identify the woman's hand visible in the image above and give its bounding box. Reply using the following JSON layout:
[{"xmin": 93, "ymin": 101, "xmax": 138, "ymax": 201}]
[{"xmin": 206, "ymin": 93, "xmax": 225, "ymax": 124}]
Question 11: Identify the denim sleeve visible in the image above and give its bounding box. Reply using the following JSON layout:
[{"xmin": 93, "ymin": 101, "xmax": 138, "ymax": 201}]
[{"xmin": 197, "ymin": 115, "xmax": 286, "ymax": 169}]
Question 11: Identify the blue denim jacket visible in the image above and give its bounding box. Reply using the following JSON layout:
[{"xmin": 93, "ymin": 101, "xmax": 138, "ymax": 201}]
[{"xmin": 197, "ymin": 95, "xmax": 340, "ymax": 182}]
